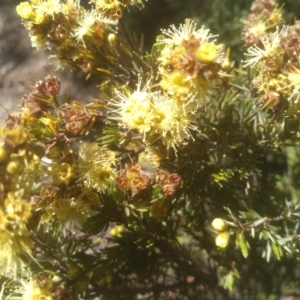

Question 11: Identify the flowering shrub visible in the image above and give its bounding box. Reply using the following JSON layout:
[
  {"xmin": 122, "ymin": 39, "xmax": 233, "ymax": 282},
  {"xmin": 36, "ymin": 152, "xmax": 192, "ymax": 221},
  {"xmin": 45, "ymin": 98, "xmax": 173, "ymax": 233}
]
[{"xmin": 2, "ymin": 0, "xmax": 300, "ymax": 298}]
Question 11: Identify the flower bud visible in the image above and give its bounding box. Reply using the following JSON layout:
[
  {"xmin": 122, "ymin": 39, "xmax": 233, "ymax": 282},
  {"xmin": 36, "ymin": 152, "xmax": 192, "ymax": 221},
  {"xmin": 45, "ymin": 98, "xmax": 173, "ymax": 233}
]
[
  {"xmin": 46, "ymin": 145, "xmax": 62, "ymax": 159},
  {"xmin": 6, "ymin": 160, "xmax": 23, "ymax": 175},
  {"xmin": 110, "ymin": 225, "xmax": 124, "ymax": 237},
  {"xmin": 108, "ymin": 33, "xmax": 117, "ymax": 44},
  {"xmin": 150, "ymin": 198, "xmax": 171, "ymax": 218},
  {"xmin": 16, "ymin": 2, "xmax": 33, "ymax": 19},
  {"xmin": 221, "ymin": 58, "xmax": 231, "ymax": 71},
  {"xmin": 212, "ymin": 218, "xmax": 227, "ymax": 232},
  {"xmin": 75, "ymin": 276, "xmax": 89, "ymax": 292},
  {"xmin": 221, "ymin": 48, "xmax": 231, "ymax": 71},
  {"xmin": 215, "ymin": 232, "xmax": 229, "ymax": 248},
  {"xmin": 98, "ymin": 272, "xmax": 113, "ymax": 286},
  {"xmin": 67, "ymin": 264, "xmax": 82, "ymax": 280},
  {"xmin": 196, "ymin": 43, "xmax": 217, "ymax": 63}
]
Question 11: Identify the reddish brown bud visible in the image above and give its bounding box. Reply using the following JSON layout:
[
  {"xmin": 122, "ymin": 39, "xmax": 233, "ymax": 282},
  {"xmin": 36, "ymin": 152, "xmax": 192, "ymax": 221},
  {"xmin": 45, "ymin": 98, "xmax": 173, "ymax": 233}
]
[
  {"xmin": 22, "ymin": 94, "xmax": 48, "ymax": 116},
  {"xmin": 125, "ymin": 163, "xmax": 141, "ymax": 181},
  {"xmin": 131, "ymin": 174, "xmax": 150, "ymax": 191},
  {"xmin": 156, "ymin": 169, "xmax": 169, "ymax": 184},
  {"xmin": 169, "ymin": 173, "xmax": 181, "ymax": 188},
  {"xmin": 45, "ymin": 75, "xmax": 60, "ymax": 98},
  {"xmin": 116, "ymin": 172, "xmax": 130, "ymax": 189},
  {"xmin": 162, "ymin": 184, "xmax": 176, "ymax": 197},
  {"xmin": 61, "ymin": 105, "xmax": 90, "ymax": 136},
  {"xmin": 125, "ymin": 163, "xmax": 141, "ymax": 172},
  {"xmin": 34, "ymin": 80, "xmax": 48, "ymax": 95}
]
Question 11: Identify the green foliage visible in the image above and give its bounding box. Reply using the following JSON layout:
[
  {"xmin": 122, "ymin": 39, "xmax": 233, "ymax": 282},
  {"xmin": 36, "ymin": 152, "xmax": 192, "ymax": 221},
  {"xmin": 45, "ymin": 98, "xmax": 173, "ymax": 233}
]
[{"xmin": 3, "ymin": 0, "xmax": 300, "ymax": 299}]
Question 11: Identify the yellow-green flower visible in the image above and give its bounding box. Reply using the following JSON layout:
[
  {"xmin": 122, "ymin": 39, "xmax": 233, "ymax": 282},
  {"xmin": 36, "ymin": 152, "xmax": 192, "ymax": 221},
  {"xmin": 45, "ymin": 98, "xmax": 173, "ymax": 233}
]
[
  {"xmin": 73, "ymin": 10, "xmax": 116, "ymax": 44},
  {"xmin": 212, "ymin": 218, "xmax": 227, "ymax": 232},
  {"xmin": 5, "ymin": 193, "xmax": 32, "ymax": 222},
  {"xmin": 52, "ymin": 198, "xmax": 72, "ymax": 220},
  {"xmin": 16, "ymin": 2, "xmax": 33, "ymax": 19},
  {"xmin": 32, "ymin": 0, "xmax": 62, "ymax": 18},
  {"xmin": 157, "ymin": 19, "xmax": 227, "ymax": 108},
  {"xmin": 243, "ymin": 29, "xmax": 283, "ymax": 68},
  {"xmin": 115, "ymin": 81, "xmax": 195, "ymax": 148},
  {"xmin": 110, "ymin": 225, "xmax": 124, "ymax": 237},
  {"xmin": 77, "ymin": 143, "xmax": 116, "ymax": 192},
  {"xmin": 215, "ymin": 232, "xmax": 229, "ymax": 248},
  {"xmin": 115, "ymin": 80, "xmax": 154, "ymax": 136},
  {"xmin": 11, "ymin": 275, "xmax": 53, "ymax": 300},
  {"xmin": 48, "ymin": 162, "xmax": 73, "ymax": 185},
  {"xmin": 0, "ymin": 227, "xmax": 33, "ymax": 277}
]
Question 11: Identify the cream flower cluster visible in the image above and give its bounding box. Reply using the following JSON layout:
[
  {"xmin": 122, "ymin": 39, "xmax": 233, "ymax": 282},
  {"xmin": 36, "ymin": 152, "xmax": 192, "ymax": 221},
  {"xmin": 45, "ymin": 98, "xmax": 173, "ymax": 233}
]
[{"xmin": 115, "ymin": 80, "xmax": 195, "ymax": 149}]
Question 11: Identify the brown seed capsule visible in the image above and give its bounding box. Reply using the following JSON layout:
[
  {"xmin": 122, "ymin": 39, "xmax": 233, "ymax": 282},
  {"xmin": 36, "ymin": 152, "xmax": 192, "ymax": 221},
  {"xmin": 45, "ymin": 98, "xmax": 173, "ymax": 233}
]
[
  {"xmin": 45, "ymin": 75, "xmax": 60, "ymax": 98},
  {"xmin": 162, "ymin": 184, "xmax": 176, "ymax": 197},
  {"xmin": 52, "ymin": 287, "xmax": 72, "ymax": 300},
  {"xmin": 33, "ymin": 80, "xmax": 48, "ymax": 96},
  {"xmin": 116, "ymin": 172, "xmax": 130, "ymax": 189},
  {"xmin": 125, "ymin": 163, "xmax": 141, "ymax": 180},
  {"xmin": 156, "ymin": 169, "xmax": 169, "ymax": 184},
  {"xmin": 61, "ymin": 105, "xmax": 90, "ymax": 136},
  {"xmin": 35, "ymin": 274, "xmax": 53, "ymax": 292},
  {"xmin": 169, "ymin": 173, "xmax": 181, "ymax": 188},
  {"xmin": 22, "ymin": 94, "xmax": 48, "ymax": 116},
  {"xmin": 131, "ymin": 174, "xmax": 150, "ymax": 191}
]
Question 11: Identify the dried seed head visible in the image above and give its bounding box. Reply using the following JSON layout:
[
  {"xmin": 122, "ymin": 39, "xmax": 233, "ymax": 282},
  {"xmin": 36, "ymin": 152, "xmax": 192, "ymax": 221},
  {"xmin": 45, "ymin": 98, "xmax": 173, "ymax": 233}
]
[{"xmin": 45, "ymin": 75, "xmax": 60, "ymax": 98}]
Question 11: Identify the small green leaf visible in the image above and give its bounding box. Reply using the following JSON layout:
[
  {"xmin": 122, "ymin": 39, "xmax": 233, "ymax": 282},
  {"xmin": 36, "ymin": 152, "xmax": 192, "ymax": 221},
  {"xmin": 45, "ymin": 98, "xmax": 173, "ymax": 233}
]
[
  {"xmin": 266, "ymin": 241, "xmax": 272, "ymax": 262},
  {"xmin": 262, "ymin": 230, "xmax": 269, "ymax": 240},
  {"xmin": 124, "ymin": 206, "xmax": 130, "ymax": 217},
  {"xmin": 271, "ymin": 242, "xmax": 283, "ymax": 260},
  {"xmin": 221, "ymin": 268, "xmax": 240, "ymax": 291},
  {"xmin": 252, "ymin": 217, "xmax": 267, "ymax": 227},
  {"xmin": 233, "ymin": 268, "xmax": 241, "ymax": 279},
  {"xmin": 236, "ymin": 233, "xmax": 249, "ymax": 258},
  {"xmin": 251, "ymin": 227, "xmax": 255, "ymax": 238},
  {"xmin": 222, "ymin": 273, "xmax": 234, "ymax": 291}
]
